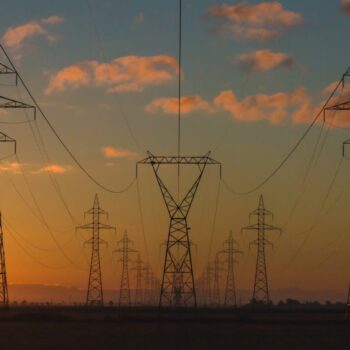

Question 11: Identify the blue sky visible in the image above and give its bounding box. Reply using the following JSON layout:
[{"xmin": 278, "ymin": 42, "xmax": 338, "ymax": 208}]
[{"xmin": 0, "ymin": 1, "xmax": 350, "ymax": 300}]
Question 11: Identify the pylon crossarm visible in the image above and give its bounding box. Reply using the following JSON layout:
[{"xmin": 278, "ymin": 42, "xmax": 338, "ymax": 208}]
[
  {"xmin": 343, "ymin": 139, "xmax": 350, "ymax": 157},
  {"xmin": 0, "ymin": 131, "xmax": 16, "ymax": 155},
  {"xmin": 0, "ymin": 95, "xmax": 36, "ymax": 120},
  {"xmin": 0, "ymin": 63, "xmax": 15, "ymax": 75},
  {"xmin": 325, "ymin": 100, "xmax": 350, "ymax": 111}
]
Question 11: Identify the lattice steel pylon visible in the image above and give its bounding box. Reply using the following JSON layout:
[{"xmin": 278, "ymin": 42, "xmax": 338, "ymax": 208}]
[
  {"xmin": 0, "ymin": 213, "xmax": 8, "ymax": 306},
  {"xmin": 76, "ymin": 194, "xmax": 115, "ymax": 306},
  {"xmin": 132, "ymin": 252, "xmax": 144, "ymax": 306},
  {"xmin": 114, "ymin": 231, "xmax": 137, "ymax": 307},
  {"xmin": 219, "ymin": 231, "xmax": 242, "ymax": 307},
  {"xmin": 242, "ymin": 195, "xmax": 281, "ymax": 304},
  {"xmin": 212, "ymin": 253, "xmax": 224, "ymax": 307},
  {"xmin": 138, "ymin": 152, "xmax": 220, "ymax": 307}
]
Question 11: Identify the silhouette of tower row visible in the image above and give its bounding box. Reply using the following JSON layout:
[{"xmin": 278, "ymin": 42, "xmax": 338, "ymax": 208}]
[
  {"xmin": 242, "ymin": 195, "xmax": 281, "ymax": 304},
  {"xmin": 114, "ymin": 231, "xmax": 137, "ymax": 307},
  {"xmin": 0, "ymin": 213, "xmax": 8, "ymax": 306},
  {"xmin": 77, "ymin": 194, "xmax": 115, "ymax": 306},
  {"xmin": 132, "ymin": 252, "xmax": 144, "ymax": 306},
  {"xmin": 220, "ymin": 231, "xmax": 242, "ymax": 307}
]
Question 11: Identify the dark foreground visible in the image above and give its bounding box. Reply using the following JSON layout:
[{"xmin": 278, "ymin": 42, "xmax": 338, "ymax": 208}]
[{"xmin": 0, "ymin": 307, "xmax": 350, "ymax": 349}]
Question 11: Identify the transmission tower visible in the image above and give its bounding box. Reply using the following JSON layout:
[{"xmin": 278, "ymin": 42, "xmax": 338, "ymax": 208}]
[
  {"xmin": 219, "ymin": 231, "xmax": 242, "ymax": 307},
  {"xmin": 0, "ymin": 213, "xmax": 8, "ymax": 306},
  {"xmin": 76, "ymin": 194, "xmax": 115, "ymax": 306},
  {"xmin": 142, "ymin": 263, "xmax": 153, "ymax": 305},
  {"xmin": 138, "ymin": 154, "xmax": 220, "ymax": 307},
  {"xmin": 114, "ymin": 231, "xmax": 137, "ymax": 307},
  {"xmin": 212, "ymin": 253, "xmax": 225, "ymax": 307},
  {"xmin": 132, "ymin": 253, "xmax": 144, "ymax": 306},
  {"xmin": 242, "ymin": 195, "xmax": 281, "ymax": 304}
]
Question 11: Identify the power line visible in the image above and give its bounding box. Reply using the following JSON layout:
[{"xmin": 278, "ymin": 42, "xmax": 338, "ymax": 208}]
[
  {"xmin": 222, "ymin": 71, "xmax": 346, "ymax": 196},
  {"xmin": 0, "ymin": 44, "xmax": 137, "ymax": 195}
]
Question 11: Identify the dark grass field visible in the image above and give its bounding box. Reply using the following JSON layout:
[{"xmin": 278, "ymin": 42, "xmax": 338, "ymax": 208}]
[{"xmin": 1, "ymin": 307, "xmax": 350, "ymax": 349}]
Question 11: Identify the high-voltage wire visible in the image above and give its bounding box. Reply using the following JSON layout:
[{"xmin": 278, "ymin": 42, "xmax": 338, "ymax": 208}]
[
  {"xmin": 0, "ymin": 44, "xmax": 137, "ymax": 195},
  {"xmin": 222, "ymin": 70, "xmax": 347, "ymax": 196}
]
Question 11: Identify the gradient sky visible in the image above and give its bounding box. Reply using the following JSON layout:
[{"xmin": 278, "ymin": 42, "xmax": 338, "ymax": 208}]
[{"xmin": 1, "ymin": 0, "xmax": 350, "ymax": 302}]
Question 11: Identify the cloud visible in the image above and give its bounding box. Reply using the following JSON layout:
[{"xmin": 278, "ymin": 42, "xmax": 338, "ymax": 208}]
[
  {"xmin": 206, "ymin": 1, "xmax": 302, "ymax": 40},
  {"xmin": 36, "ymin": 164, "xmax": 71, "ymax": 174},
  {"xmin": 101, "ymin": 147, "xmax": 139, "ymax": 159},
  {"xmin": 40, "ymin": 16, "xmax": 64, "ymax": 25},
  {"xmin": 0, "ymin": 162, "xmax": 24, "ymax": 174},
  {"xmin": 214, "ymin": 87, "xmax": 311, "ymax": 124},
  {"xmin": 341, "ymin": 0, "xmax": 350, "ymax": 15},
  {"xmin": 236, "ymin": 49, "xmax": 294, "ymax": 72},
  {"xmin": 145, "ymin": 95, "xmax": 212, "ymax": 115},
  {"xmin": 45, "ymin": 55, "xmax": 179, "ymax": 95},
  {"xmin": 2, "ymin": 16, "xmax": 64, "ymax": 49},
  {"xmin": 133, "ymin": 12, "xmax": 145, "ymax": 25}
]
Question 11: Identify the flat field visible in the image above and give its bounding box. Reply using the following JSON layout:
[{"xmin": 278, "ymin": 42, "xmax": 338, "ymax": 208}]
[{"xmin": 0, "ymin": 307, "xmax": 349, "ymax": 350}]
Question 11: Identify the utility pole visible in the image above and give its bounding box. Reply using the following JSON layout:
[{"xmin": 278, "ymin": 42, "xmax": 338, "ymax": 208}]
[
  {"xmin": 132, "ymin": 252, "xmax": 144, "ymax": 306},
  {"xmin": 219, "ymin": 231, "xmax": 242, "ymax": 307},
  {"xmin": 0, "ymin": 213, "xmax": 8, "ymax": 306},
  {"xmin": 77, "ymin": 194, "xmax": 115, "ymax": 306},
  {"xmin": 242, "ymin": 195, "xmax": 281, "ymax": 305},
  {"xmin": 114, "ymin": 231, "xmax": 137, "ymax": 307}
]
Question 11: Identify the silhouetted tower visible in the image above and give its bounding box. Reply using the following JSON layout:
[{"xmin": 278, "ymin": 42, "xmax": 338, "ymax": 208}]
[
  {"xmin": 220, "ymin": 231, "xmax": 242, "ymax": 307},
  {"xmin": 212, "ymin": 253, "xmax": 224, "ymax": 306},
  {"xmin": 0, "ymin": 213, "xmax": 8, "ymax": 306},
  {"xmin": 76, "ymin": 194, "xmax": 115, "ymax": 306},
  {"xmin": 203, "ymin": 263, "xmax": 214, "ymax": 306},
  {"xmin": 114, "ymin": 231, "xmax": 137, "ymax": 307},
  {"xmin": 142, "ymin": 263, "xmax": 152, "ymax": 305},
  {"xmin": 132, "ymin": 253, "xmax": 144, "ymax": 306},
  {"xmin": 242, "ymin": 195, "xmax": 281, "ymax": 304}
]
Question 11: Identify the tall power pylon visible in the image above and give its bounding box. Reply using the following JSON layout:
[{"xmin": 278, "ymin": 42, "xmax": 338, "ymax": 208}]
[
  {"xmin": 242, "ymin": 195, "xmax": 281, "ymax": 304},
  {"xmin": 114, "ymin": 231, "xmax": 137, "ymax": 307},
  {"xmin": 132, "ymin": 252, "xmax": 144, "ymax": 306},
  {"xmin": 77, "ymin": 194, "xmax": 115, "ymax": 306},
  {"xmin": 0, "ymin": 213, "xmax": 8, "ymax": 306},
  {"xmin": 219, "ymin": 231, "xmax": 242, "ymax": 307},
  {"xmin": 138, "ymin": 154, "xmax": 220, "ymax": 307}
]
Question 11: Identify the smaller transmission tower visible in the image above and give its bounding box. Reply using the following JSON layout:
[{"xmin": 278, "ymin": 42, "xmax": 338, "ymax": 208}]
[
  {"xmin": 77, "ymin": 194, "xmax": 115, "ymax": 306},
  {"xmin": 242, "ymin": 195, "xmax": 281, "ymax": 304},
  {"xmin": 203, "ymin": 263, "xmax": 214, "ymax": 306},
  {"xmin": 0, "ymin": 213, "xmax": 8, "ymax": 306},
  {"xmin": 219, "ymin": 231, "xmax": 242, "ymax": 307},
  {"xmin": 114, "ymin": 231, "xmax": 137, "ymax": 307},
  {"xmin": 142, "ymin": 263, "xmax": 152, "ymax": 305},
  {"xmin": 132, "ymin": 253, "xmax": 144, "ymax": 306},
  {"xmin": 212, "ymin": 253, "xmax": 224, "ymax": 307}
]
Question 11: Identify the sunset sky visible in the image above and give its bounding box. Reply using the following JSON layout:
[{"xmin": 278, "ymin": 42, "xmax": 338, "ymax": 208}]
[{"xmin": 1, "ymin": 0, "xmax": 350, "ymax": 302}]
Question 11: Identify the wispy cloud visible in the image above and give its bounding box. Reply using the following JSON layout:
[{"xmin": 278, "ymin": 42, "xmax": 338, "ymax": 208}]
[
  {"xmin": 45, "ymin": 55, "xmax": 179, "ymax": 95},
  {"xmin": 101, "ymin": 147, "xmax": 139, "ymax": 159},
  {"xmin": 340, "ymin": 0, "xmax": 350, "ymax": 15},
  {"xmin": 2, "ymin": 16, "xmax": 64, "ymax": 49},
  {"xmin": 133, "ymin": 12, "xmax": 145, "ymax": 26},
  {"xmin": 145, "ymin": 96, "xmax": 212, "ymax": 115},
  {"xmin": 206, "ymin": 2, "xmax": 302, "ymax": 41},
  {"xmin": 236, "ymin": 49, "xmax": 294, "ymax": 72},
  {"xmin": 35, "ymin": 164, "xmax": 71, "ymax": 174},
  {"xmin": 0, "ymin": 162, "xmax": 24, "ymax": 174},
  {"xmin": 214, "ymin": 88, "xmax": 311, "ymax": 125}
]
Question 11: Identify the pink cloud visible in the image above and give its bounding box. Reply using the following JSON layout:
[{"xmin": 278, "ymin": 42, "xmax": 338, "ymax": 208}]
[
  {"xmin": 214, "ymin": 88, "xmax": 311, "ymax": 125},
  {"xmin": 101, "ymin": 147, "xmax": 139, "ymax": 159},
  {"xmin": 145, "ymin": 95, "xmax": 212, "ymax": 115},
  {"xmin": 37, "ymin": 164, "xmax": 71, "ymax": 174},
  {"xmin": 341, "ymin": 0, "xmax": 350, "ymax": 15},
  {"xmin": 0, "ymin": 162, "xmax": 24, "ymax": 174},
  {"xmin": 206, "ymin": 2, "xmax": 302, "ymax": 41},
  {"xmin": 45, "ymin": 55, "xmax": 179, "ymax": 95},
  {"xmin": 2, "ymin": 16, "xmax": 64, "ymax": 49},
  {"xmin": 236, "ymin": 49, "xmax": 294, "ymax": 72}
]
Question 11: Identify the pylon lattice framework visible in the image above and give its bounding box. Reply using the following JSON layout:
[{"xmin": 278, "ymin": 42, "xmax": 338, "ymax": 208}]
[
  {"xmin": 132, "ymin": 253, "xmax": 144, "ymax": 306},
  {"xmin": 0, "ymin": 51, "xmax": 37, "ymax": 306},
  {"xmin": 219, "ymin": 231, "xmax": 242, "ymax": 307},
  {"xmin": 242, "ymin": 195, "xmax": 281, "ymax": 304},
  {"xmin": 138, "ymin": 152, "xmax": 220, "ymax": 307},
  {"xmin": 114, "ymin": 230, "xmax": 137, "ymax": 307},
  {"xmin": 76, "ymin": 194, "xmax": 115, "ymax": 306}
]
